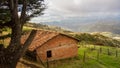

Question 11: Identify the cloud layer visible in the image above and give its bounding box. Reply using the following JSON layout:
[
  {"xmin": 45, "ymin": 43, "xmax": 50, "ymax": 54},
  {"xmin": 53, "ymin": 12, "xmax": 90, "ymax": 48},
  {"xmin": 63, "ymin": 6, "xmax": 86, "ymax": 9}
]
[{"xmin": 31, "ymin": 0, "xmax": 120, "ymax": 23}]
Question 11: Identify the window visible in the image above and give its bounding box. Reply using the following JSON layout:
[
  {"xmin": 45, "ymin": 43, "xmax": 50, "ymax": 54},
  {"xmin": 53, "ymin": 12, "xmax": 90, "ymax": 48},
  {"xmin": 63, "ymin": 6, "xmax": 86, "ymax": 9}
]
[{"xmin": 47, "ymin": 50, "xmax": 52, "ymax": 58}]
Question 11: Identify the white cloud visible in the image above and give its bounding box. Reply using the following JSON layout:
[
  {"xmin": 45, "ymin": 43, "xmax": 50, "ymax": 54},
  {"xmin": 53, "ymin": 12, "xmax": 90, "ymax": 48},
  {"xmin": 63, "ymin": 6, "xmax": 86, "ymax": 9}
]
[
  {"xmin": 50, "ymin": 0, "xmax": 120, "ymax": 14},
  {"xmin": 31, "ymin": 0, "xmax": 120, "ymax": 23}
]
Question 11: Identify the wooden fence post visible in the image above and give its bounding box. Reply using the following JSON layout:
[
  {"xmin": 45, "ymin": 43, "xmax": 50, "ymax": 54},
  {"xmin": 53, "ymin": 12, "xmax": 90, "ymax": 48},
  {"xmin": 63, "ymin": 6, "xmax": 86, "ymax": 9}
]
[
  {"xmin": 97, "ymin": 50, "xmax": 100, "ymax": 61},
  {"xmin": 107, "ymin": 48, "xmax": 111, "ymax": 55},
  {"xmin": 99, "ymin": 47, "xmax": 102, "ymax": 53},
  {"xmin": 83, "ymin": 51, "xmax": 86, "ymax": 62},
  {"xmin": 116, "ymin": 50, "xmax": 118, "ymax": 57}
]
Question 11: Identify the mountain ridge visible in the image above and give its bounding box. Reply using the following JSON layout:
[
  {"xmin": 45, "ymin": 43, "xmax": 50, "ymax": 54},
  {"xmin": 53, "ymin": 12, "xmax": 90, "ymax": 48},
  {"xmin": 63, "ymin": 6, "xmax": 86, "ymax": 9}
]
[{"xmin": 41, "ymin": 19, "xmax": 120, "ymax": 34}]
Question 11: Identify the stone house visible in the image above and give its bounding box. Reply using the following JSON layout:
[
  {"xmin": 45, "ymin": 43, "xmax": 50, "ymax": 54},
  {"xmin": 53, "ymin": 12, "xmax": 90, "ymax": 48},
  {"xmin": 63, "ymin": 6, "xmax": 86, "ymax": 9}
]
[{"xmin": 21, "ymin": 30, "xmax": 78, "ymax": 62}]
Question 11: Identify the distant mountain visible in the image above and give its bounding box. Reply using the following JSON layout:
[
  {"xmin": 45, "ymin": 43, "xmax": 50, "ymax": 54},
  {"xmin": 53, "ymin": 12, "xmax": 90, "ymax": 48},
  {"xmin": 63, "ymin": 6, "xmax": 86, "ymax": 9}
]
[
  {"xmin": 41, "ymin": 17, "xmax": 120, "ymax": 34},
  {"xmin": 88, "ymin": 21, "xmax": 120, "ymax": 34}
]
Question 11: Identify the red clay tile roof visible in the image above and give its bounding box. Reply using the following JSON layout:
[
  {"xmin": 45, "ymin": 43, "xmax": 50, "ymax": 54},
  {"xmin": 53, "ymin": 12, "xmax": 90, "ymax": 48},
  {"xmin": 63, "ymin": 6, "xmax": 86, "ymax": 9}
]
[
  {"xmin": 21, "ymin": 30, "xmax": 59, "ymax": 51},
  {"xmin": 21, "ymin": 30, "xmax": 78, "ymax": 51}
]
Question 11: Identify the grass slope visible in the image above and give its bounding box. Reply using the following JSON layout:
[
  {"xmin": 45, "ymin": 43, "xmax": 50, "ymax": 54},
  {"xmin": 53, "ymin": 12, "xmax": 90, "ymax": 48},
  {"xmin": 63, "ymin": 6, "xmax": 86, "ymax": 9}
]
[
  {"xmin": 1, "ymin": 23, "xmax": 120, "ymax": 68},
  {"xmin": 47, "ymin": 45, "xmax": 120, "ymax": 68}
]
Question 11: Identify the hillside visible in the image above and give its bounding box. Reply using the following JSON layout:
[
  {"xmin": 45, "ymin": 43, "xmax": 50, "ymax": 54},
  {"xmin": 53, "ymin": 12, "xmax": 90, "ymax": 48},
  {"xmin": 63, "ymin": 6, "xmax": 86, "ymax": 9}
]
[
  {"xmin": 1, "ymin": 22, "xmax": 120, "ymax": 48},
  {"xmin": 24, "ymin": 23, "xmax": 120, "ymax": 48},
  {"xmin": 24, "ymin": 23, "xmax": 72, "ymax": 34},
  {"xmin": 1, "ymin": 23, "xmax": 120, "ymax": 68},
  {"xmin": 72, "ymin": 33, "xmax": 120, "ymax": 47}
]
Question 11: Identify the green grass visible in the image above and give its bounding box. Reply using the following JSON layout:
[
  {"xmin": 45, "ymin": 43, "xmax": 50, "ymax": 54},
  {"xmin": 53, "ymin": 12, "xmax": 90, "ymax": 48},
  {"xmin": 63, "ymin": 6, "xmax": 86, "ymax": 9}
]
[
  {"xmin": 1, "ymin": 26, "xmax": 120, "ymax": 68},
  {"xmin": 47, "ymin": 45, "xmax": 120, "ymax": 68},
  {"xmin": 79, "ymin": 45, "xmax": 120, "ymax": 68}
]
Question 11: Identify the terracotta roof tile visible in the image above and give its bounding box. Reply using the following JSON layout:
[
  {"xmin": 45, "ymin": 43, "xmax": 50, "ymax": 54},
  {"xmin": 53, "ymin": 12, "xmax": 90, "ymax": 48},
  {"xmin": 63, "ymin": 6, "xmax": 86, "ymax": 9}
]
[{"xmin": 21, "ymin": 30, "xmax": 59, "ymax": 51}]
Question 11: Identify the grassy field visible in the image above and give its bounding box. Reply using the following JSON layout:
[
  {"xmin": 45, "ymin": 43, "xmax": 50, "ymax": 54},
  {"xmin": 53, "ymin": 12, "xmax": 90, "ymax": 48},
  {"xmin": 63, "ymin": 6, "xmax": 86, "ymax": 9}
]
[
  {"xmin": 1, "ymin": 26, "xmax": 120, "ymax": 68},
  {"xmin": 46, "ymin": 45, "xmax": 120, "ymax": 68}
]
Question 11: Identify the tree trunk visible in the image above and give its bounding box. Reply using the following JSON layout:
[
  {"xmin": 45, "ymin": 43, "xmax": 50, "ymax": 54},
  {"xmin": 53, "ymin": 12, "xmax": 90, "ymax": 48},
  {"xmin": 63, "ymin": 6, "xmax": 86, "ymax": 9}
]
[
  {"xmin": 0, "ymin": 2, "xmax": 36, "ymax": 67},
  {"xmin": 0, "ymin": 0, "xmax": 44, "ymax": 67},
  {"xmin": 0, "ymin": 29, "xmax": 37, "ymax": 68},
  {"xmin": 0, "ymin": 0, "xmax": 23, "ymax": 67},
  {"xmin": 0, "ymin": 22, "xmax": 22, "ymax": 68}
]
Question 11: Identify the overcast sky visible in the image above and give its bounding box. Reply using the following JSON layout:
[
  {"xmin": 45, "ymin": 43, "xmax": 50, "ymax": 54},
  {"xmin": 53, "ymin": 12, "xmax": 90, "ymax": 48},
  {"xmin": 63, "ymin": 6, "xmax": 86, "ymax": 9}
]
[{"xmin": 30, "ymin": 0, "xmax": 120, "ymax": 23}]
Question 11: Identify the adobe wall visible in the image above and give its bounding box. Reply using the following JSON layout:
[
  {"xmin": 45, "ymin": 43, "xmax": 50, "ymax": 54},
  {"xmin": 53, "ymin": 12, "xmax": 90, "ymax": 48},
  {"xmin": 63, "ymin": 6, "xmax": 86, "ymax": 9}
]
[{"xmin": 36, "ymin": 34, "xmax": 78, "ymax": 62}]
